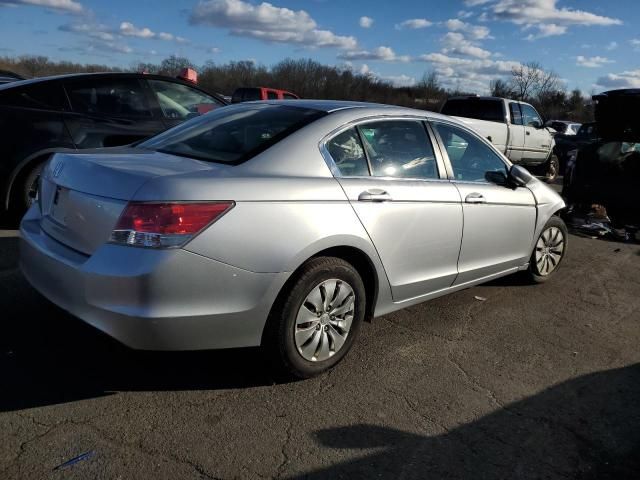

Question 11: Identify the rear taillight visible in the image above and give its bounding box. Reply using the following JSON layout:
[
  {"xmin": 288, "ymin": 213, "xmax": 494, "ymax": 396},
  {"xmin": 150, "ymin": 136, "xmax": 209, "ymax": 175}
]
[{"xmin": 110, "ymin": 201, "xmax": 234, "ymax": 248}]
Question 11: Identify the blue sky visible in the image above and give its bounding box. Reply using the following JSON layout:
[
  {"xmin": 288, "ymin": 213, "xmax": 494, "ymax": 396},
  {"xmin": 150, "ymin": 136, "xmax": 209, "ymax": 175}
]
[{"xmin": 0, "ymin": 0, "xmax": 638, "ymax": 94}]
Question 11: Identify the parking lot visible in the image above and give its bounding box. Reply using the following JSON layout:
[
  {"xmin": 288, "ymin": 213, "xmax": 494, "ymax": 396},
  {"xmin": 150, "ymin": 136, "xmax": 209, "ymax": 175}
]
[{"xmin": 1, "ymin": 218, "xmax": 639, "ymax": 479}]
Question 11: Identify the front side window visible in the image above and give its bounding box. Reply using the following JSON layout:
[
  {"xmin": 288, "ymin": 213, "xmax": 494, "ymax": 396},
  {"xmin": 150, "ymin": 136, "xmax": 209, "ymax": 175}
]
[
  {"xmin": 148, "ymin": 80, "xmax": 224, "ymax": 120},
  {"xmin": 66, "ymin": 78, "xmax": 151, "ymax": 117},
  {"xmin": 509, "ymin": 103, "xmax": 523, "ymax": 125},
  {"xmin": 138, "ymin": 104, "xmax": 325, "ymax": 164},
  {"xmin": 358, "ymin": 120, "xmax": 439, "ymax": 179},
  {"xmin": 521, "ymin": 104, "xmax": 543, "ymax": 127},
  {"xmin": 433, "ymin": 122, "xmax": 508, "ymax": 182},
  {"xmin": 267, "ymin": 91, "xmax": 278, "ymax": 100}
]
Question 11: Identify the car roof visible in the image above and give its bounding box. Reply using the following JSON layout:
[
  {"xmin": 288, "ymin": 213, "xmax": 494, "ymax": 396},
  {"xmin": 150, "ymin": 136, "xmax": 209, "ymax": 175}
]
[
  {"xmin": 0, "ymin": 71, "xmax": 214, "ymax": 93},
  {"xmin": 241, "ymin": 99, "xmax": 456, "ymax": 121}
]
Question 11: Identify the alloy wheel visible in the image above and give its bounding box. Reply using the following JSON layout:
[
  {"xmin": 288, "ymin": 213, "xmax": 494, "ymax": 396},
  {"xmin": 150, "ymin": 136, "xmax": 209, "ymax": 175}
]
[{"xmin": 535, "ymin": 226, "xmax": 565, "ymax": 276}]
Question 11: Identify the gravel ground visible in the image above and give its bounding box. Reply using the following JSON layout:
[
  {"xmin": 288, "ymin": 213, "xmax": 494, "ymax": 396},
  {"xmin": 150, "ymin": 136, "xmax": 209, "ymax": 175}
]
[{"xmin": 1, "ymin": 227, "xmax": 639, "ymax": 479}]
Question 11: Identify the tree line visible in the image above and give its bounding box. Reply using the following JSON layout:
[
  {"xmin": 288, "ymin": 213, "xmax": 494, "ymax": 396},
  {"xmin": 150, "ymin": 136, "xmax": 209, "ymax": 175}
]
[{"xmin": 1, "ymin": 55, "xmax": 593, "ymax": 122}]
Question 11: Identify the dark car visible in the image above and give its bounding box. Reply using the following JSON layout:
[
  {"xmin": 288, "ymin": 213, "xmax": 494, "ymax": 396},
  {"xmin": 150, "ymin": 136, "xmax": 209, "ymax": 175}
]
[
  {"xmin": 0, "ymin": 72, "xmax": 227, "ymax": 216},
  {"xmin": 564, "ymin": 90, "xmax": 640, "ymax": 225},
  {"xmin": 554, "ymin": 122, "xmax": 600, "ymax": 173},
  {"xmin": 0, "ymin": 70, "xmax": 25, "ymax": 85}
]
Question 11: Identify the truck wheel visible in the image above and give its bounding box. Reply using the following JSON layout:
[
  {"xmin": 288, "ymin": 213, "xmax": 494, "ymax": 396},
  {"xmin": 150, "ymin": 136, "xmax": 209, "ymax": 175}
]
[{"xmin": 544, "ymin": 155, "xmax": 559, "ymax": 183}]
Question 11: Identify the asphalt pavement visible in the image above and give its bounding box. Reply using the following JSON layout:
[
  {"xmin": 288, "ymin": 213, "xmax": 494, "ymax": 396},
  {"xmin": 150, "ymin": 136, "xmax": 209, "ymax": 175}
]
[{"xmin": 1, "ymin": 225, "xmax": 639, "ymax": 479}]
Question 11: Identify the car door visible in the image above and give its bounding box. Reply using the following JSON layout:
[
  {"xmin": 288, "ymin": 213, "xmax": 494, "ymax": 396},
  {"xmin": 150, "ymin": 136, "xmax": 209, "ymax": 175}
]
[
  {"xmin": 431, "ymin": 120, "xmax": 536, "ymax": 285},
  {"xmin": 521, "ymin": 103, "xmax": 551, "ymax": 163},
  {"xmin": 324, "ymin": 119, "xmax": 463, "ymax": 302},
  {"xmin": 146, "ymin": 79, "xmax": 226, "ymax": 129},
  {"xmin": 63, "ymin": 77, "xmax": 164, "ymax": 148},
  {"xmin": 506, "ymin": 102, "xmax": 525, "ymax": 162}
]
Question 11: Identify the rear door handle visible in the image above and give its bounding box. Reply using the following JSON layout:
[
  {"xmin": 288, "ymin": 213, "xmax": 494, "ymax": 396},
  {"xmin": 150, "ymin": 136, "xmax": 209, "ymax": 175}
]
[
  {"xmin": 465, "ymin": 193, "xmax": 486, "ymax": 204},
  {"xmin": 358, "ymin": 190, "xmax": 392, "ymax": 202}
]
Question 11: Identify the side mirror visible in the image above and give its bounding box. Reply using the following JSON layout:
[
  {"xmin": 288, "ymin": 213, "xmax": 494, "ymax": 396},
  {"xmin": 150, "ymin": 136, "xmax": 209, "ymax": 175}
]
[
  {"xmin": 530, "ymin": 120, "xmax": 542, "ymax": 129},
  {"xmin": 509, "ymin": 165, "xmax": 533, "ymax": 187},
  {"xmin": 485, "ymin": 170, "xmax": 508, "ymax": 185}
]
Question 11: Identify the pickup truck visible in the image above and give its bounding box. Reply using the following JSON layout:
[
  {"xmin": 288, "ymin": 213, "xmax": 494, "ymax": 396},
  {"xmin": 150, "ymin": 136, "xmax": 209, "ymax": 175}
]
[{"xmin": 441, "ymin": 96, "xmax": 558, "ymax": 180}]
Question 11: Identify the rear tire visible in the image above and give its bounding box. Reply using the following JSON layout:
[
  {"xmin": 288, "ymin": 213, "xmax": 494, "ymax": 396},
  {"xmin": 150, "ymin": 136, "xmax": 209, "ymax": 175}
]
[
  {"xmin": 264, "ymin": 257, "xmax": 366, "ymax": 379},
  {"xmin": 528, "ymin": 216, "xmax": 568, "ymax": 283},
  {"xmin": 10, "ymin": 162, "xmax": 45, "ymax": 218}
]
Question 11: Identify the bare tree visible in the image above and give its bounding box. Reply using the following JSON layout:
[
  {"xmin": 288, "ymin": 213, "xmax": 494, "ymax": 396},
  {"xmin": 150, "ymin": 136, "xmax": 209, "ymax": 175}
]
[
  {"xmin": 489, "ymin": 78, "xmax": 514, "ymax": 98},
  {"xmin": 511, "ymin": 61, "xmax": 543, "ymax": 100}
]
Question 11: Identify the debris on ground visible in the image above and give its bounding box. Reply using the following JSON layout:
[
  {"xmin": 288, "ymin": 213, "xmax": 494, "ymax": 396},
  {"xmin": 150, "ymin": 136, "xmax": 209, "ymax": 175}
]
[
  {"xmin": 474, "ymin": 296, "xmax": 487, "ymax": 302},
  {"xmin": 564, "ymin": 204, "xmax": 639, "ymax": 243},
  {"xmin": 53, "ymin": 451, "xmax": 95, "ymax": 471}
]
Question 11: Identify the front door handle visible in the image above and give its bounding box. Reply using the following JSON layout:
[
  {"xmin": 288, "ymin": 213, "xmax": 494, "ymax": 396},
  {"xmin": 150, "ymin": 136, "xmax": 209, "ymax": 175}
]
[
  {"xmin": 358, "ymin": 190, "xmax": 392, "ymax": 202},
  {"xmin": 465, "ymin": 193, "xmax": 486, "ymax": 204},
  {"xmin": 526, "ymin": 131, "xmax": 531, "ymax": 135}
]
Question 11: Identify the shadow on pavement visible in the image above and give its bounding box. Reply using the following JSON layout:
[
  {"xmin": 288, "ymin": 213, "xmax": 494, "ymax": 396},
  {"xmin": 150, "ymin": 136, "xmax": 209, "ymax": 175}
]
[
  {"xmin": 0, "ymin": 237, "xmax": 278, "ymax": 413},
  {"xmin": 299, "ymin": 364, "xmax": 640, "ymax": 479}
]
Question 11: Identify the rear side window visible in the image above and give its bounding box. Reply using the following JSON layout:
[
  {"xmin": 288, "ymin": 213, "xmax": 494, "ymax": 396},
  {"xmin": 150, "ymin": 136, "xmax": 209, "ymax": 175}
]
[
  {"xmin": 0, "ymin": 81, "xmax": 67, "ymax": 110},
  {"xmin": 509, "ymin": 103, "xmax": 523, "ymax": 125},
  {"xmin": 138, "ymin": 104, "xmax": 325, "ymax": 164},
  {"xmin": 326, "ymin": 128, "xmax": 370, "ymax": 176},
  {"xmin": 359, "ymin": 120, "xmax": 439, "ymax": 179},
  {"xmin": 66, "ymin": 78, "xmax": 151, "ymax": 117},
  {"xmin": 442, "ymin": 99, "xmax": 505, "ymax": 123},
  {"xmin": 148, "ymin": 79, "xmax": 224, "ymax": 119},
  {"xmin": 267, "ymin": 90, "xmax": 278, "ymax": 100}
]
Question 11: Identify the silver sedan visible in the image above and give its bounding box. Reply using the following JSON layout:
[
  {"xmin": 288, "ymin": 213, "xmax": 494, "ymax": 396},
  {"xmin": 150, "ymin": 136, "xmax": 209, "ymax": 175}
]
[{"xmin": 20, "ymin": 101, "xmax": 567, "ymax": 378}]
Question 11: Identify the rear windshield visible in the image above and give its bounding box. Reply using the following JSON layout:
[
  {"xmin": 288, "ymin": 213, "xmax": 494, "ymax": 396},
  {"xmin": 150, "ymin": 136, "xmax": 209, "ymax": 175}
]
[
  {"xmin": 442, "ymin": 99, "xmax": 505, "ymax": 123},
  {"xmin": 138, "ymin": 104, "xmax": 325, "ymax": 164}
]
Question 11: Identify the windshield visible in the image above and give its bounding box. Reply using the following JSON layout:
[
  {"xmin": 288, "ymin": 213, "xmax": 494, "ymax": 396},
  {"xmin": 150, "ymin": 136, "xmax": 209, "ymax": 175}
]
[{"xmin": 138, "ymin": 104, "xmax": 326, "ymax": 164}]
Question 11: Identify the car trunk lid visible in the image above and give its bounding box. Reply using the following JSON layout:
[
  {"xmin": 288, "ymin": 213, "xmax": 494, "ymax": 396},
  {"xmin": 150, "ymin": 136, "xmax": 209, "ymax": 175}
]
[{"xmin": 39, "ymin": 148, "xmax": 223, "ymax": 255}]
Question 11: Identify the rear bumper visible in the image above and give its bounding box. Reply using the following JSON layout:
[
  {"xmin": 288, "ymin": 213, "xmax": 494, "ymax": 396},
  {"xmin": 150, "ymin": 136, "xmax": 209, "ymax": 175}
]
[{"xmin": 19, "ymin": 206, "xmax": 288, "ymax": 350}]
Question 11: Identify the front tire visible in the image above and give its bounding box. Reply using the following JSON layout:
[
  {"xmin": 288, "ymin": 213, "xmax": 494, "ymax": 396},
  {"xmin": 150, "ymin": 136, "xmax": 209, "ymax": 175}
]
[
  {"xmin": 544, "ymin": 155, "xmax": 560, "ymax": 183},
  {"xmin": 264, "ymin": 257, "xmax": 366, "ymax": 379},
  {"xmin": 528, "ymin": 216, "xmax": 568, "ymax": 283}
]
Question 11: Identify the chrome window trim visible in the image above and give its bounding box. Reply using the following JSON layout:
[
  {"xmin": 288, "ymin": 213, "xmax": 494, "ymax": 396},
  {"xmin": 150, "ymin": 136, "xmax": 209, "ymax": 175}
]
[{"xmin": 318, "ymin": 114, "xmax": 450, "ymax": 182}]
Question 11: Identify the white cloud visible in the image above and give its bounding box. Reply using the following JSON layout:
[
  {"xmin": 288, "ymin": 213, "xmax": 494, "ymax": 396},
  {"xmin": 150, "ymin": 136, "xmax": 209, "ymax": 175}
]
[
  {"xmin": 596, "ymin": 69, "xmax": 640, "ymax": 89},
  {"xmin": 208, "ymin": 46, "xmax": 221, "ymax": 54},
  {"xmin": 190, "ymin": 0, "xmax": 357, "ymax": 49},
  {"xmin": 395, "ymin": 18, "xmax": 432, "ymax": 30},
  {"xmin": 120, "ymin": 21, "xmax": 155, "ymax": 39},
  {"xmin": 359, "ymin": 16, "xmax": 373, "ymax": 28},
  {"xmin": 457, "ymin": 10, "xmax": 474, "ymax": 19},
  {"xmin": 338, "ymin": 46, "xmax": 410, "ymax": 62},
  {"xmin": 606, "ymin": 41, "xmax": 618, "ymax": 51},
  {"xmin": 489, "ymin": 0, "xmax": 622, "ymax": 26},
  {"xmin": 59, "ymin": 23, "xmax": 115, "ymax": 41},
  {"xmin": 0, "ymin": 0, "xmax": 83, "ymax": 13},
  {"xmin": 631, "ymin": 39, "xmax": 640, "ymax": 48},
  {"xmin": 576, "ymin": 55, "xmax": 614, "ymax": 68},
  {"xmin": 158, "ymin": 32, "xmax": 174, "ymax": 41},
  {"xmin": 524, "ymin": 23, "xmax": 567, "ymax": 40},
  {"xmin": 441, "ymin": 32, "xmax": 492, "ymax": 59},
  {"xmin": 419, "ymin": 52, "xmax": 521, "ymax": 92},
  {"xmin": 445, "ymin": 18, "xmax": 491, "ymax": 39},
  {"xmin": 381, "ymin": 74, "xmax": 416, "ymax": 87},
  {"xmin": 464, "ymin": 0, "xmax": 491, "ymax": 5}
]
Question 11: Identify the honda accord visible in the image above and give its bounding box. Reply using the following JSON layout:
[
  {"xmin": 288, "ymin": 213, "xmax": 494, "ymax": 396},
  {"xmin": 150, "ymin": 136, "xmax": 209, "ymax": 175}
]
[{"xmin": 20, "ymin": 100, "xmax": 567, "ymax": 378}]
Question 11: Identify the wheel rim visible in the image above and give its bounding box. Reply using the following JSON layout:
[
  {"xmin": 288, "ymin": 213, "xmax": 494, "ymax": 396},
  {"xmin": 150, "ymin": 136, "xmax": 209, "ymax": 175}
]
[
  {"xmin": 26, "ymin": 176, "xmax": 39, "ymax": 207},
  {"xmin": 547, "ymin": 159, "xmax": 558, "ymax": 181},
  {"xmin": 535, "ymin": 226, "xmax": 565, "ymax": 276},
  {"xmin": 294, "ymin": 279, "xmax": 355, "ymax": 362}
]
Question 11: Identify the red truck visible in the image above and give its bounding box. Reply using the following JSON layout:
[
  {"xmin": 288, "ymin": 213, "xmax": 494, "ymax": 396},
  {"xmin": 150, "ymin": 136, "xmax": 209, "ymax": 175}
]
[{"xmin": 231, "ymin": 87, "xmax": 299, "ymax": 103}]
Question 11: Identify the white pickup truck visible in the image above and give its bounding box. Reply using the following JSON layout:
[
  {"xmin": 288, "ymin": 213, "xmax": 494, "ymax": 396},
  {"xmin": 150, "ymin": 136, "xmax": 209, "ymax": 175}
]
[{"xmin": 441, "ymin": 96, "xmax": 558, "ymax": 180}]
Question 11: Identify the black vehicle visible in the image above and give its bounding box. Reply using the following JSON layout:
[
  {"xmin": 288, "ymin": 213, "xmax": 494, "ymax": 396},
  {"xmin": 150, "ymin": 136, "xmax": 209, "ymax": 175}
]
[
  {"xmin": 554, "ymin": 122, "xmax": 600, "ymax": 173},
  {"xmin": 0, "ymin": 70, "xmax": 25, "ymax": 85},
  {"xmin": 0, "ymin": 72, "xmax": 227, "ymax": 216},
  {"xmin": 564, "ymin": 90, "xmax": 640, "ymax": 225}
]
